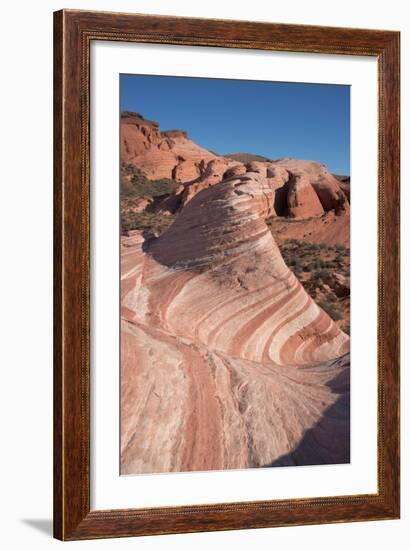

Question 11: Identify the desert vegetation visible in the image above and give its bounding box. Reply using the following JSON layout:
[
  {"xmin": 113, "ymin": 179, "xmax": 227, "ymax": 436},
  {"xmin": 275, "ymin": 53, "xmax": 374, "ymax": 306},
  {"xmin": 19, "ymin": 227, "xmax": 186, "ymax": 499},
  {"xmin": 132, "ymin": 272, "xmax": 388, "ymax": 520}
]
[
  {"xmin": 121, "ymin": 210, "xmax": 175, "ymax": 235},
  {"xmin": 276, "ymin": 238, "xmax": 350, "ymax": 333},
  {"xmin": 121, "ymin": 163, "xmax": 178, "ymax": 234},
  {"xmin": 121, "ymin": 163, "xmax": 179, "ymax": 199},
  {"xmin": 223, "ymin": 152, "xmax": 273, "ymax": 163}
]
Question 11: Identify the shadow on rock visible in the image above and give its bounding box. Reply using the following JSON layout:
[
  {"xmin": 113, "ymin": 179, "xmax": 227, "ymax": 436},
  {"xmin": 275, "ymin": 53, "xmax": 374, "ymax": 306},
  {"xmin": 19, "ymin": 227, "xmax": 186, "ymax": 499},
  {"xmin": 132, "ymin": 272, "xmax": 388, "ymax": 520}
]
[{"xmin": 266, "ymin": 368, "xmax": 350, "ymax": 467}]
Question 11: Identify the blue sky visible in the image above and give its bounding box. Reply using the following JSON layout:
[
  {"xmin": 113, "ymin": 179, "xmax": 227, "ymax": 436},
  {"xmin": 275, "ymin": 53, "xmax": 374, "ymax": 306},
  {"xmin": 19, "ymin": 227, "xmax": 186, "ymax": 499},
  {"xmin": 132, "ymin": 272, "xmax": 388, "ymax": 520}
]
[{"xmin": 120, "ymin": 74, "xmax": 350, "ymax": 175}]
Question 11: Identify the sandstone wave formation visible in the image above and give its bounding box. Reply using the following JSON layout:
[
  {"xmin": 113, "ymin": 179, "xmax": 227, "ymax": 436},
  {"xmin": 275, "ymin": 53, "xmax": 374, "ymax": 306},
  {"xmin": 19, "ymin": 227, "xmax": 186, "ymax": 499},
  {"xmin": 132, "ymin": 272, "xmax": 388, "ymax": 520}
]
[{"xmin": 121, "ymin": 162, "xmax": 350, "ymax": 474}]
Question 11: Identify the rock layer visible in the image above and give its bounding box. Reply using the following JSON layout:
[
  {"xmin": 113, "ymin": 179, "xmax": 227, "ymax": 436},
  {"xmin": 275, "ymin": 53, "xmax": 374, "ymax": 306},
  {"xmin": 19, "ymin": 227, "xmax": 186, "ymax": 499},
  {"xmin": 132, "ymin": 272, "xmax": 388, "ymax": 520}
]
[
  {"xmin": 121, "ymin": 112, "xmax": 215, "ymax": 182},
  {"xmin": 121, "ymin": 168, "xmax": 350, "ymax": 474},
  {"xmin": 271, "ymin": 159, "xmax": 350, "ymax": 218},
  {"xmin": 286, "ymin": 173, "xmax": 325, "ymax": 219}
]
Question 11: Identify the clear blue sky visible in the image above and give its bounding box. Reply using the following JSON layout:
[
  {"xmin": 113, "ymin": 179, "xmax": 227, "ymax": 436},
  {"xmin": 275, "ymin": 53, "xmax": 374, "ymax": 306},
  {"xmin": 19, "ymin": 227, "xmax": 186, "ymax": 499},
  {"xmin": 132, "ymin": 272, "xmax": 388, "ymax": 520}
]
[{"xmin": 120, "ymin": 74, "xmax": 350, "ymax": 175}]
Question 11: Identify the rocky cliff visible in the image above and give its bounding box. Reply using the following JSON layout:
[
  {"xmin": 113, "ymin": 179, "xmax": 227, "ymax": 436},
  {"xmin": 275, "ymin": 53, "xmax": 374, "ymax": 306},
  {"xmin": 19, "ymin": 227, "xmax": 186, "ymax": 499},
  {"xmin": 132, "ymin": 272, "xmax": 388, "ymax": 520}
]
[{"xmin": 121, "ymin": 111, "xmax": 216, "ymax": 182}]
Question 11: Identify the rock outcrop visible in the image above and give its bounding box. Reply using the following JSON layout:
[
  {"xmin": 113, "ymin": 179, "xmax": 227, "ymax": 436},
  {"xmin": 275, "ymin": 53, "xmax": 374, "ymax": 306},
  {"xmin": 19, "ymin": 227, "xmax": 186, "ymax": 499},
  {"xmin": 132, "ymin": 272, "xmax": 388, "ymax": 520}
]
[
  {"xmin": 121, "ymin": 112, "xmax": 350, "ymax": 225},
  {"xmin": 271, "ymin": 159, "xmax": 350, "ymax": 218},
  {"xmin": 286, "ymin": 173, "xmax": 325, "ymax": 218},
  {"xmin": 121, "ymin": 112, "xmax": 216, "ymax": 182},
  {"xmin": 179, "ymin": 157, "xmax": 232, "ymax": 207},
  {"xmin": 121, "ymin": 168, "xmax": 350, "ymax": 474}
]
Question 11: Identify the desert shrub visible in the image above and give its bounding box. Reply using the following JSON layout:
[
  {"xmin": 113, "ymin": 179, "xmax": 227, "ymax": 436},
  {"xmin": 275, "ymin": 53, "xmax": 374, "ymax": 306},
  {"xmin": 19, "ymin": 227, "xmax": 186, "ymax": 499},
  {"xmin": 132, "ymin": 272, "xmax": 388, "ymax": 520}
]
[
  {"xmin": 312, "ymin": 258, "xmax": 326, "ymax": 270},
  {"xmin": 224, "ymin": 153, "xmax": 272, "ymax": 163},
  {"xmin": 121, "ymin": 164, "xmax": 179, "ymax": 200},
  {"xmin": 121, "ymin": 210, "xmax": 175, "ymax": 235},
  {"xmin": 288, "ymin": 257, "xmax": 302, "ymax": 270},
  {"xmin": 313, "ymin": 269, "xmax": 330, "ymax": 280},
  {"xmin": 318, "ymin": 300, "xmax": 343, "ymax": 321}
]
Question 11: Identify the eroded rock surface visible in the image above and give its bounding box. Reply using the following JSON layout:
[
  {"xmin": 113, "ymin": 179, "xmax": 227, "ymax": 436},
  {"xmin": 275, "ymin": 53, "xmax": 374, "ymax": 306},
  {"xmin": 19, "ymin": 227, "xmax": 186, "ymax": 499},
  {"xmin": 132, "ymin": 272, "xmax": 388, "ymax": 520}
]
[
  {"xmin": 121, "ymin": 168, "xmax": 350, "ymax": 474},
  {"xmin": 287, "ymin": 173, "xmax": 325, "ymax": 219},
  {"xmin": 121, "ymin": 112, "xmax": 216, "ymax": 182},
  {"xmin": 271, "ymin": 159, "xmax": 350, "ymax": 218}
]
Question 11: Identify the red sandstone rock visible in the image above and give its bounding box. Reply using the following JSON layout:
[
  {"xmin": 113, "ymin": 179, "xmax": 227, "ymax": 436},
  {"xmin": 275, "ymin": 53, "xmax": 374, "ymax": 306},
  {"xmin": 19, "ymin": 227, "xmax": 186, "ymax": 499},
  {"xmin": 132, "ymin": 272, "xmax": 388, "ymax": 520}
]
[
  {"xmin": 131, "ymin": 197, "xmax": 153, "ymax": 212},
  {"xmin": 120, "ymin": 112, "xmax": 162, "ymax": 163},
  {"xmin": 172, "ymin": 159, "xmax": 202, "ymax": 182},
  {"xmin": 120, "ymin": 112, "xmax": 215, "ymax": 182},
  {"xmin": 268, "ymin": 210, "xmax": 350, "ymax": 247},
  {"xmin": 121, "ymin": 168, "xmax": 350, "ymax": 474},
  {"xmin": 180, "ymin": 157, "xmax": 232, "ymax": 207},
  {"xmin": 338, "ymin": 180, "xmax": 351, "ymax": 201},
  {"xmin": 223, "ymin": 163, "xmax": 247, "ymax": 179},
  {"xmin": 287, "ymin": 173, "xmax": 325, "ymax": 218},
  {"xmin": 272, "ymin": 158, "xmax": 350, "ymax": 216},
  {"xmin": 246, "ymin": 160, "xmax": 268, "ymax": 175}
]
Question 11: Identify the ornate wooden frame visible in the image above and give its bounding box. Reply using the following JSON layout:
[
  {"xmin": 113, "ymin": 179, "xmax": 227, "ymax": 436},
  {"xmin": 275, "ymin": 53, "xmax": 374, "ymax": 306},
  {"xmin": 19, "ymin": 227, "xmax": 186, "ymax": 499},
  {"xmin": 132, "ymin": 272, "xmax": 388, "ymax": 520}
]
[{"xmin": 53, "ymin": 9, "xmax": 400, "ymax": 540}]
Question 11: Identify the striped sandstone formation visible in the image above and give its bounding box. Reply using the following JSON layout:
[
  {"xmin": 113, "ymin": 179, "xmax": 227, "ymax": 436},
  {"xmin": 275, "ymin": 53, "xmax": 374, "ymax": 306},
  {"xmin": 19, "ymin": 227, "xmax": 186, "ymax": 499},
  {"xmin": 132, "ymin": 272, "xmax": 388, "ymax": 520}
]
[{"xmin": 121, "ymin": 168, "xmax": 350, "ymax": 474}]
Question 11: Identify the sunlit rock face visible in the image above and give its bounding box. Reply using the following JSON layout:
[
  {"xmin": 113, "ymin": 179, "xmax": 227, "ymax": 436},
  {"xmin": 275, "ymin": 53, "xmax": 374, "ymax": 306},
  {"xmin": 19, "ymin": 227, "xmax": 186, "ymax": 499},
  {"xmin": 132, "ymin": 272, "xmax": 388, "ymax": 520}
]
[
  {"xmin": 120, "ymin": 169, "xmax": 350, "ymax": 475},
  {"xmin": 286, "ymin": 173, "xmax": 325, "ymax": 218},
  {"xmin": 270, "ymin": 158, "xmax": 350, "ymax": 217},
  {"xmin": 120, "ymin": 111, "xmax": 216, "ymax": 182}
]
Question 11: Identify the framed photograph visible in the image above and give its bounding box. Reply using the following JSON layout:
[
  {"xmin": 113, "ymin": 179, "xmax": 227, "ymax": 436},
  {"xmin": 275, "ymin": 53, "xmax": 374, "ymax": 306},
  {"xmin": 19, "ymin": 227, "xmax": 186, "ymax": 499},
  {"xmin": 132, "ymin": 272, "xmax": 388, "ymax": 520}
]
[{"xmin": 54, "ymin": 9, "xmax": 400, "ymax": 540}]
